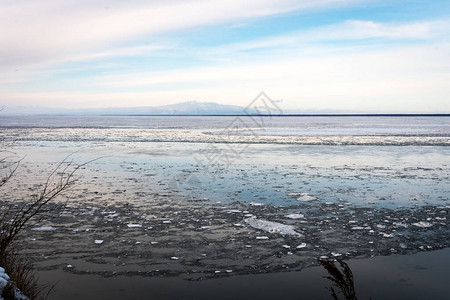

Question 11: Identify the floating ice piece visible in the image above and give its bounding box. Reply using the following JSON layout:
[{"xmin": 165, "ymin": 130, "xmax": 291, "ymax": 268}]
[
  {"xmin": 162, "ymin": 220, "xmax": 172, "ymax": 224},
  {"xmin": 286, "ymin": 213, "xmax": 304, "ymax": 219},
  {"xmin": 94, "ymin": 240, "xmax": 104, "ymax": 244},
  {"xmin": 256, "ymin": 236, "xmax": 269, "ymax": 240},
  {"xmin": 331, "ymin": 252, "xmax": 342, "ymax": 257},
  {"xmin": 170, "ymin": 257, "xmax": 179, "ymax": 260},
  {"xmin": 296, "ymin": 193, "xmax": 316, "ymax": 202},
  {"xmin": 127, "ymin": 223, "xmax": 142, "ymax": 228},
  {"xmin": 393, "ymin": 222, "xmax": 408, "ymax": 228},
  {"xmin": 282, "ymin": 245, "xmax": 291, "ymax": 249},
  {"xmin": 297, "ymin": 243, "xmax": 307, "ymax": 249},
  {"xmin": 376, "ymin": 224, "xmax": 386, "ymax": 229},
  {"xmin": 233, "ymin": 223, "xmax": 243, "ymax": 227},
  {"xmin": 215, "ymin": 270, "xmax": 221, "ymax": 274},
  {"xmin": 66, "ymin": 264, "xmax": 73, "ymax": 268},
  {"xmin": 250, "ymin": 202, "xmax": 264, "ymax": 206},
  {"xmin": 288, "ymin": 193, "xmax": 301, "ymax": 196},
  {"xmin": 381, "ymin": 233, "xmax": 394, "ymax": 238},
  {"xmin": 150, "ymin": 242, "xmax": 159, "ymax": 245},
  {"xmin": 31, "ymin": 226, "xmax": 56, "ymax": 231},
  {"xmin": 412, "ymin": 221, "xmax": 433, "ymax": 228},
  {"xmin": 227, "ymin": 210, "xmax": 241, "ymax": 213},
  {"xmin": 351, "ymin": 226, "xmax": 365, "ymax": 230},
  {"xmin": 226, "ymin": 270, "xmax": 233, "ymax": 273},
  {"xmin": 245, "ymin": 218, "xmax": 303, "ymax": 237}
]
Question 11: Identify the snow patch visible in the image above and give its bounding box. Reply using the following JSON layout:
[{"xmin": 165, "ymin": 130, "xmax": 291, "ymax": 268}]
[{"xmin": 0, "ymin": 267, "xmax": 30, "ymax": 300}]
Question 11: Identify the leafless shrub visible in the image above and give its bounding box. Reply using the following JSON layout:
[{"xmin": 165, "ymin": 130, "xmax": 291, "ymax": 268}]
[{"xmin": 0, "ymin": 153, "xmax": 95, "ymax": 299}]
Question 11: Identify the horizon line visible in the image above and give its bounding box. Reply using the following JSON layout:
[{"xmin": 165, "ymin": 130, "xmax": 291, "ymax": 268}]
[{"xmin": 2, "ymin": 114, "xmax": 450, "ymax": 117}]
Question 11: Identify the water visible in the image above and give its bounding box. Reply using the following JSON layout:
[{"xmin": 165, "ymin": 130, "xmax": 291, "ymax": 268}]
[
  {"xmin": 1, "ymin": 115, "xmax": 449, "ymax": 133},
  {"xmin": 0, "ymin": 115, "xmax": 449, "ymax": 297},
  {"xmin": 1, "ymin": 115, "xmax": 449, "ymax": 146}
]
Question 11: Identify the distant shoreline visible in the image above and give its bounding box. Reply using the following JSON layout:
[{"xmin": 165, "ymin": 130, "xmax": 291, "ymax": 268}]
[{"xmin": 2, "ymin": 114, "xmax": 450, "ymax": 117}]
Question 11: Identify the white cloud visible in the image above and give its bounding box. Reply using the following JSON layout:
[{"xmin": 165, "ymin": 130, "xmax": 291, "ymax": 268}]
[
  {"xmin": 1, "ymin": 1, "xmax": 449, "ymax": 113},
  {"xmin": 0, "ymin": 0, "xmax": 349, "ymax": 71},
  {"xmin": 205, "ymin": 19, "xmax": 450, "ymax": 54},
  {"xmin": 2, "ymin": 43, "xmax": 449, "ymax": 112}
]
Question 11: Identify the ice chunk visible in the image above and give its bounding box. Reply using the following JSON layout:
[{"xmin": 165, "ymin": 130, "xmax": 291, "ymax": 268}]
[
  {"xmin": 94, "ymin": 240, "xmax": 104, "ymax": 244},
  {"xmin": 286, "ymin": 213, "xmax": 304, "ymax": 219},
  {"xmin": 31, "ymin": 226, "xmax": 56, "ymax": 231},
  {"xmin": 351, "ymin": 226, "xmax": 365, "ymax": 230},
  {"xmin": 256, "ymin": 236, "xmax": 269, "ymax": 240},
  {"xmin": 296, "ymin": 193, "xmax": 316, "ymax": 202},
  {"xmin": 297, "ymin": 243, "xmax": 307, "ymax": 249},
  {"xmin": 412, "ymin": 221, "xmax": 433, "ymax": 228},
  {"xmin": 170, "ymin": 257, "xmax": 179, "ymax": 260},
  {"xmin": 245, "ymin": 218, "xmax": 303, "ymax": 237},
  {"xmin": 127, "ymin": 223, "xmax": 142, "ymax": 228}
]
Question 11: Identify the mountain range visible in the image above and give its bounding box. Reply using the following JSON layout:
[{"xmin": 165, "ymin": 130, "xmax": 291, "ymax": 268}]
[{"xmin": 2, "ymin": 101, "xmax": 278, "ymax": 116}]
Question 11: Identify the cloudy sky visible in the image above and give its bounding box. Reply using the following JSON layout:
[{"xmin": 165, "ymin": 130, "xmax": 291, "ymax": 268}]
[{"xmin": 0, "ymin": 0, "xmax": 449, "ymax": 113}]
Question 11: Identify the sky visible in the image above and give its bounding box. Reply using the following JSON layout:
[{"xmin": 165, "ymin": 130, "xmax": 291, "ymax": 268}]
[{"xmin": 0, "ymin": 0, "xmax": 449, "ymax": 113}]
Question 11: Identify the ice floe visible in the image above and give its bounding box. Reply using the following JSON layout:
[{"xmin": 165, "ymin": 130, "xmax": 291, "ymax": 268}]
[
  {"xmin": 412, "ymin": 221, "xmax": 433, "ymax": 228},
  {"xmin": 31, "ymin": 226, "xmax": 56, "ymax": 231},
  {"xmin": 286, "ymin": 213, "xmax": 304, "ymax": 219},
  {"xmin": 244, "ymin": 218, "xmax": 303, "ymax": 237},
  {"xmin": 296, "ymin": 193, "xmax": 316, "ymax": 202},
  {"xmin": 127, "ymin": 223, "xmax": 142, "ymax": 228},
  {"xmin": 296, "ymin": 243, "xmax": 307, "ymax": 249}
]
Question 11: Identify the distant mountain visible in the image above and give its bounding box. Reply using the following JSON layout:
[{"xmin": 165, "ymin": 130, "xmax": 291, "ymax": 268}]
[
  {"xmin": 1, "ymin": 101, "xmax": 262, "ymax": 116},
  {"xmin": 112, "ymin": 101, "xmax": 250, "ymax": 115}
]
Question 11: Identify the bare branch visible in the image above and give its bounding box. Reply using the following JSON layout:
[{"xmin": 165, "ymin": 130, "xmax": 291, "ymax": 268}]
[{"xmin": 0, "ymin": 154, "xmax": 102, "ymax": 254}]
